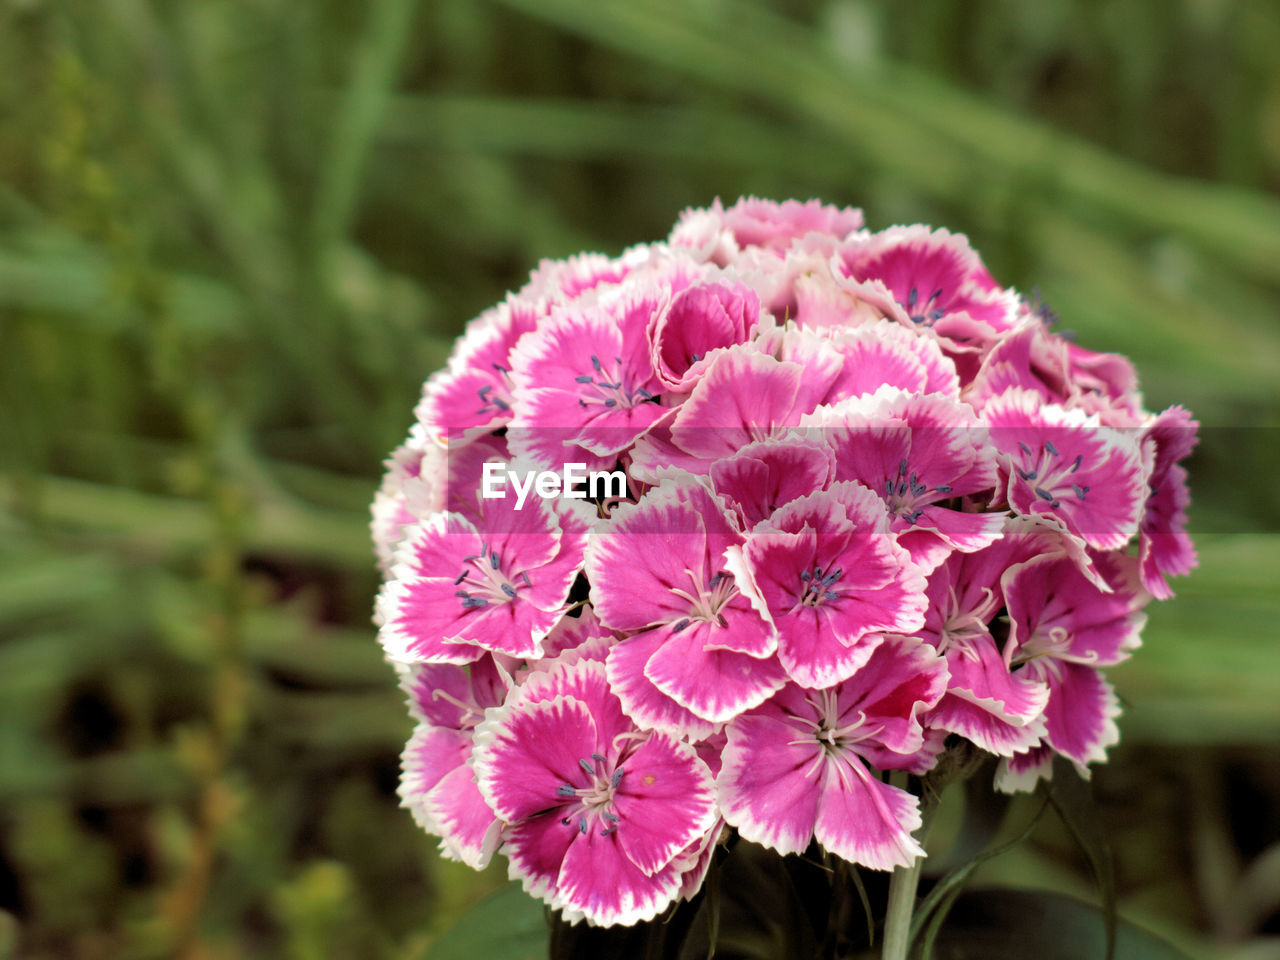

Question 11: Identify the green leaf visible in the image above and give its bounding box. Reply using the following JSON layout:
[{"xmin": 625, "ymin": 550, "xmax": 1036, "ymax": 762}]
[
  {"xmin": 925, "ymin": 889, "xmax": 1191, "ymax": 960},
  {"xmin": 421, "ymin": 882, "xmax": 546, "ymax": 960}
]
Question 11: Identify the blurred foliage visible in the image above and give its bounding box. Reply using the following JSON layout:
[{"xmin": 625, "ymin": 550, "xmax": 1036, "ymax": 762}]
[{"xmin": 0, "ymin": 0, "xmax": 1278, "ymax": 958}]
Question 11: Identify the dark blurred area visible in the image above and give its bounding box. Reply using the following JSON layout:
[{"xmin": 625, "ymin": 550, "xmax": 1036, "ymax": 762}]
[{"xmin": 0, "ymin": 1, "xmax": 1278, "ymax": 958}]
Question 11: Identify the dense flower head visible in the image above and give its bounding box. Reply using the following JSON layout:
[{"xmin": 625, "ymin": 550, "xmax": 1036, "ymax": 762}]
[{"xmin": 372, "ymin": 197, "xmax": 1196, "ymax": 925}]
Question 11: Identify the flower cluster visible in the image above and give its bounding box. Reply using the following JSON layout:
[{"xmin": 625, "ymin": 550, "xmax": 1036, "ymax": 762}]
[{"xmin": 372, "ymin": 197, "xmax": 1197, "ymax": 926}]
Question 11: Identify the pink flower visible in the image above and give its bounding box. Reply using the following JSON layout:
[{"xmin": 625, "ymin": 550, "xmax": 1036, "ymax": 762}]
[
  {"xmin": 671, "ymin": 196, "xmax": 863, "ymax": 263},
  {"xmin": 416, "ymin": 297, "xmax": 541, "ymax": 445},
  {"xmin": 650, "ymin": 279, "xmax": 762, "ymax": 390},
  {"xmin": 914, "ymin": 535, "xmax": 1053, "ymax": 756},
  {"xmin": 985, "ymin": 388, "xmax": 1148, "ymax": 552},
  {"xmin": 731, "ymin": 482, "xmax": 928, "ymax": 688},
  {"xmin": 1003, "ymin": 552, "xmax": 1146, "ymax": 774},
  {"xmin": 586, "ymin": 480, "xmax": 787, "ymax": 737},
  {"xmin": 709, "ymin": 438, "xmax": 836, "ymax": 531},
  {"xmin": 833, "ymin": 225, "xmax": 1017, "ymax": 364},
  {"xmin": 508, "ymin": 292, "xmax": 668, "ymax": 473},
  {"xmin": 1138, "ymin": 405, "xmax": 1199, "ymax": 598},
  {"xmin": 377, "ymin": 490, "xmax": 586, "ymax": 663},
  {"xmin": 630, "ymin": 344, "xmax": 838, "ymax": 478},
  {"xmin": 473, "ymin": 657, "xmax": 717, "ymax": 926},
  {"xmin": 718, "ymin": 635, "xmax": 948, "ymax": 870},
  {"xmin": 821, "ymin": 321, "xmax": 961, "ymax": 400},
  {"xmin": 398, "ymin": 657, "xmax": 508, "ymax": 867},
  {"xmin": 374, "ymin": 196, "xmax": 1195, "ymax": 922},
  {"xmin": 806, "ymin": 387, "xmax": 1004, "ymax": 572}
]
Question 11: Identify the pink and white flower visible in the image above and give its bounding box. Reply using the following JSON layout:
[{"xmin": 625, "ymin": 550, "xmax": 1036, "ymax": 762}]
[
  {"xmin": 416, "ymin": 297, "xmax": 541, "ymax": 445},
  {"xmin": 985, "ymin": 388, "xmax": 1148, "ymax": 552},
  {"xmin": 731, "ymin": 482, "xmax": 928, "ymax": 688},
  {"xmin": 718, "ymin": 635, "xmax": 948, "ymax": 870},
  {"xmin": 508, "ymin": 292, "xmax": 668, "ymax": 473},
  {"xmin": 806, "ymin": 387, "xmax": 1004, "ymax": 572},
  {"xmin": 1003, "ymin": 552, "xmax": 1146, "ymax": 774},
  {"xmin": 398, "ymin": 657, "xmax": 508, "ymax": 867},
  {"xmin": 375, "ymin": 196, "xmax": 1194, "ymax": 923},
  {"xmin": 473, "ymin": 657, "xmax": 716, "ymax": 926},
  {"xmin": 377, "ymin": 490, "xmax": 586, "ymax": 663},
  {"xmin": 587, "ymin": 480, "xmax": 787, "ymax": 737},
  {"xmin": 914, "ymin": 536, "xmax": 1054, "ymax": 756}
]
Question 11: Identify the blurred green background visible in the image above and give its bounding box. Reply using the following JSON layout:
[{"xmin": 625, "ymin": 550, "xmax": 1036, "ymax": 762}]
[{"xmin": 1, "ymin": 1, "xmax": 1278, "ymax": 958}]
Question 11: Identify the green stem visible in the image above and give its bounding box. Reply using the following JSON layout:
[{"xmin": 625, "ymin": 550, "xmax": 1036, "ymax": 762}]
[{"xmin": 881, "ymin": 854, "xmax": 923, "ymax": 960}]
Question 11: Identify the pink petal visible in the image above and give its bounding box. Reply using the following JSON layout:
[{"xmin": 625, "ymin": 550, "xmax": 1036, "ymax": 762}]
[
  {"xmin": 643, "ymin": 622, "xmax": 787, "ymax": 723},
  {"xmin": 514, "ymin": 657, "xmax": 634, "ymax": 748},
  {"xmin": 944, "ymin": 637, "xmax": 1049, "ymax": 726},
  {"xmin": 555, "ymin": 825, "xmax": 684, "ymax": 926},
  {"xmin": 995, "ymin": 744, "xmax": 1055, "ymax": 794},
  {"xmin": 721, "ymin": 196, "xmax": 864, "ymax": 252},
  {"xmin": 606, "ymin": 630, "xmax": 719, "ymax": 740},
  {"xmin": 659, "ymin": 346, "xmax": 808, "ymax": 463},
  {"xmin": 505, "ymin": 815, "xmax": 580, "ymax": 907},
  {"xmin": 839, "ymin": 634, "xmax": 949, "ymax": 755},
  {"xmin": 651, "ymin": 280, "xmax": 760, "ymax": 388},
  {"xmin": 585, "ymin": 485, "xmax": 714, "ymax": 633},
  {"xmin": 474, "ymin": 697, "xmax": 600, "ymax": 823},
  {"xmin": 814, "ymin": 760, "xmax": 925, "ymax": 870},
  {"xmin": 428, "ymin": 764, "xmax": 502, "ymax": 869},
  {"xmin": 709, "ymin": 439, "xmax": 836, "ymax": 530},
  {"xmin": 927, "ymin": 693, "xmax": 1046, "ymax": 757},
  {"xmin": 611, "ymin": 733, "xmax": 717, "ymax": 876},
  {"xmin": 718, "ymin": 713, "xmax": 824, "ymax": 856},
  {"xmin": 1037, "ymin": 662, "xmax": 1121, "ymax": 771},
  {"xmin": 399, "ymin": 725, "xmax": 469, "ymax": 832}
]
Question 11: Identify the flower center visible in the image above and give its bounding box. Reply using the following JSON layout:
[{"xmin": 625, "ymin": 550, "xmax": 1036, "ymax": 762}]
[
  {"xmin": 453, "ymin": 542, "xmax": 530, "ymax": 610},
  {"xmin": 574, "ymin": 354, "xmax": 655, "ymax": 411},
  {"xmin": 474, "ymin": 364, "xmax": 513, "ymax": 416},
  {"xmin": 667, "ymin": 569, "xmax": 738, "ymax": 632},
  {"xmin": 795, "ymin": 691, "xmax": 884, "ymax": 756},
  {"xmin": 900, "ymin": 286, "xmax": 946, "ymax": 326},
  {"xmin": 1011, "ymin": 625, "xmax": 1088, "ymax": 679},
  {"xmin": 936, "ymin": 584, "xmax": 999, "ymax": 655},
  {"xmin": 1013, "ymin": 439, "xmax": 1089, "ymax": 508},
  {"xmin": 796, "ymin": 564, "xmax": 843, "ymax": 609},
  {"xmin": 884, "ymin": 457, "xmax": 953, "ymax": 524},
  {"xmin": 557, "ymin": 753, "xmax": 626, "ymax": 837},
  {"xmin": 429, "ymin": 688, "xmax": 486, "ymax": 730}
]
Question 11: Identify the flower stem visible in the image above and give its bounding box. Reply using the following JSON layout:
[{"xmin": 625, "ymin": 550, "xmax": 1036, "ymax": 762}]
[{"xmin": 881, "ymin": 854, "xmax": 923, "ymax": 960}]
